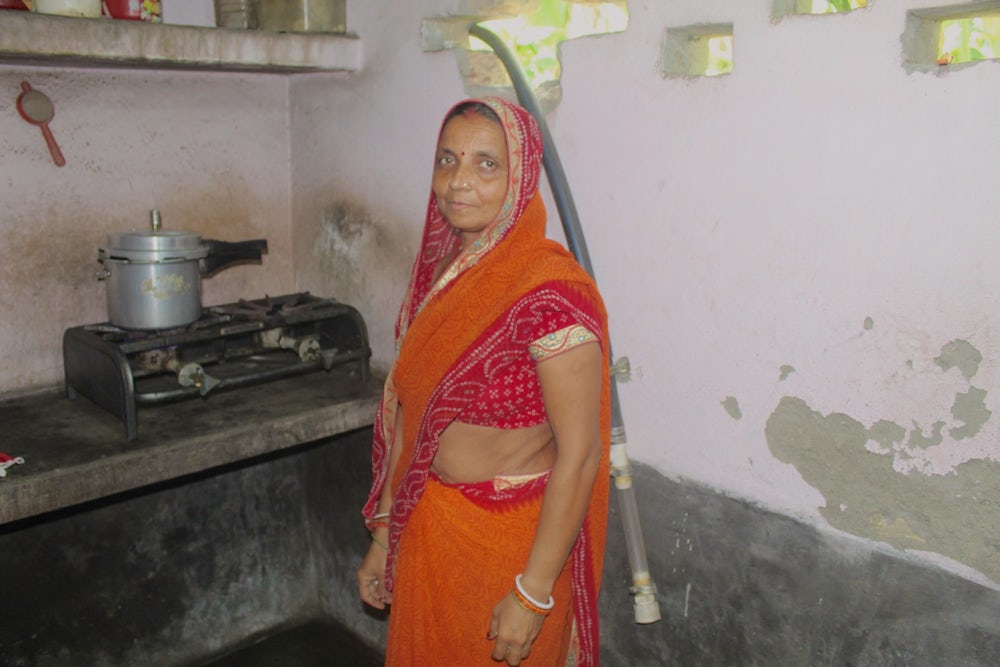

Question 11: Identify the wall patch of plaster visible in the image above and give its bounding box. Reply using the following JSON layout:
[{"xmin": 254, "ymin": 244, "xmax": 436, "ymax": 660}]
[
  {"xmin": 949, "ymin": 386, "xmax": 991, "ymax": 440},
  {"xmin": 865, "ymin": 419, "xmax": 906, "ymax": 454},
  {"xmin": 904, "ymin": 420, "xmax": 945, "ymax": 451},
  {"xmin": 863, "ymin": 316, "xmax": 874, "ymax": 331},
  {"xmin": 869, "ymin": 513, "xmax": 926, "ymax": 545},
  {"xmin": 779, "ymin": 364, "xmax": 795, "ymax": 381},
  {"xmin": 934, "ymin": 339, "xmax": 982, "ymax": 381},
  {"xmin": 831, "ymin": 338, "xmax": 990, "ymax": 475},
  {"xmin": 722, "ymin": 396, "xmax": 742, "ymax": 420},
  {"xmin": 766, "ymin": 396, "xmax": 1000, "ymax": 584}
]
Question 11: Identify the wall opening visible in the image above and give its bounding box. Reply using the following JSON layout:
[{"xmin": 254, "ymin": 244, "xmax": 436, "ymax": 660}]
[
  {"xmin": 474, "ymin": 0, "xmax": 628, "ymax": 87},
  {"xmin": 904, "ymin": 2, "xmax": 1000, "ymax": 71},
  {"xmin": 939, "ymin": 13, "xmax": 1000, "ymax": 64},
  {"xmin": 802, "ymin": 0, "xmax": 869, "ymax": 14},
  {"xmin": 661, "ymin": 24, "xmax": 734, "ymax": 79},
  {"xmin": 773, "ymin": 0, "xmax": 869, "ymax": 19},
  {"xmin": 422, "ymin": 0, "xmax": 628, "ymax": 111}
]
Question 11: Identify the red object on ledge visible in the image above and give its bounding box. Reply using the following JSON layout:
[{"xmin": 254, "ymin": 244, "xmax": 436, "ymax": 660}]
[
  {"xmin": 104, "ymin": 0, "xmax": 161, "ymax": 22},
  {"xmin": 0, "ymin": 1, "xmax": 30, "ymax": 11}
]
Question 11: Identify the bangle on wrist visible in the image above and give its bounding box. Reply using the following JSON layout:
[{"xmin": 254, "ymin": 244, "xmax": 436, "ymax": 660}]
[{"xmin": 512, "ymin": 573, "xmax": 554, "ymax": 616}]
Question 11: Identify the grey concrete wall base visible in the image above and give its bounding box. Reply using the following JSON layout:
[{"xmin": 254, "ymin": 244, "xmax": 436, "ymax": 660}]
[
  {"xmin": 0, "ymin": 431, "xmax": 380, "ymax": 667},
  {"xmin": 3, "ymin": 430, "xmax": 999, "ymax": 666},
  {"xmin": 599, "ymin": 463, "xmax": 1000, "ymax": 666},
  {"xmin": 306, "ymin": 427, "xmax": 390, "ymax": 648}
]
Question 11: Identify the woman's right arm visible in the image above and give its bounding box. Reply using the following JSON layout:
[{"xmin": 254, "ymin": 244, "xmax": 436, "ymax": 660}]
[{"xmin": 356, "ymin": 405, "xmax": 404, "ymax": 609}]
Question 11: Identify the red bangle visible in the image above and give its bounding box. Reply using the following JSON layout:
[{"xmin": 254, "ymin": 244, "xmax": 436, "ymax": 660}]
[{"xmin": 512, "ymin": 574, "xmax": 554, "ymax": 616}]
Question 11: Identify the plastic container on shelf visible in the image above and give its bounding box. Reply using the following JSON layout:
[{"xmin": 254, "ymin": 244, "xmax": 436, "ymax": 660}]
[
  {"xmin": 33, "ymin": 0, "xmax": 101, "ymax": 17},
  {"xmin": 258, "ymin": 0, "xmax": 345, "ymax": 33}
]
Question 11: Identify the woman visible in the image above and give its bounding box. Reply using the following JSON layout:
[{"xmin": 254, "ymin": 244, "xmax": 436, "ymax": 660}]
[{"xmin": 356, "ymin": 96, "xmax": 611, "ymax": 667}]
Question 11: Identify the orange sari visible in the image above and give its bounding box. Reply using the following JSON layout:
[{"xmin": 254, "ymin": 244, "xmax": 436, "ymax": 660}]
[{"xmin": 364, "ymin": 97, "xmax": 610, "ymax": 666}]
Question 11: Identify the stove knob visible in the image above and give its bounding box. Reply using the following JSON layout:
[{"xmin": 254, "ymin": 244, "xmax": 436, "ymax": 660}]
[{"xmin": 177, "ymin": 362, "xmax": 220, "ymax": 396}]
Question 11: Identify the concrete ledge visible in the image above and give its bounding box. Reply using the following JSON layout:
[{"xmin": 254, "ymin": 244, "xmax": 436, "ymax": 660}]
[
  {"xmin": 0, "ymin": 370, "xmax": 380, "ymax": 525},
  {"xmin": 0, "ymin": 12, "xmax": 361, "ymax": 72}
]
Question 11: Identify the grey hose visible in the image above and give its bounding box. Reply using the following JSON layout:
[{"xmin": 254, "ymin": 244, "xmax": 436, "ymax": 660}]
[{"xmin": 469, "ymin": 23, "xmax": 661, "ymax": 624}]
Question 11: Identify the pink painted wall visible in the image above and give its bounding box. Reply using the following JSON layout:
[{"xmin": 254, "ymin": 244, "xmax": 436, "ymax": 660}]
[
  {"xmin": 0, "ymin": 67, "xmax": 295, "ymax": 391},
  {"xmin": 2, "ymin": 0, "xmax": 999, "ymax": 587}
]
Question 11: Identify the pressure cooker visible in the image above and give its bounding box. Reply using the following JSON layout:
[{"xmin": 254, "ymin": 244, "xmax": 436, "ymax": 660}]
[{"xmin": 97, "ymin": 210, "xmax": 268, "ymax": 330}]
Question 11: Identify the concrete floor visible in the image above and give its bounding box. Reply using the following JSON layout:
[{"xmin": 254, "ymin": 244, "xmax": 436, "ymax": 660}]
[{"xmin": 198, "ymin": 620, "xmax": 382, "ymax": 667}]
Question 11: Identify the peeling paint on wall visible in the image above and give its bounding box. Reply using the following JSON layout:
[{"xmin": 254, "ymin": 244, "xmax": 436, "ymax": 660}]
[
  {"xmin": 779, "ymin": 364, "xmax": 795, "ymax": 381},
  {"xmin": 950, "ymin": 387, "xmax": 991, "ymax": 440},
  {"xmin": 721, "ymin": 396, "xmax": 742, "ymax": 420},
  {"xmin": 935, "ymin": 339, "xmax": 982, "ymax": 381},
  {"xmin": 764, "ymin": 336, "xmax": 1000, "ymax": 585}
]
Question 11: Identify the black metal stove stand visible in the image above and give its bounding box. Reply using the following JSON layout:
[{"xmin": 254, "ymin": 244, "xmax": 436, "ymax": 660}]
[{"xmin": 63, "ymin": 293, "xmax": 371, "ymax": 441}]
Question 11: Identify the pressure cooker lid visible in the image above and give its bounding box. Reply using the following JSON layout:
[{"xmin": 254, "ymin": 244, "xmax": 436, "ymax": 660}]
[
  {"xmin": 106, "ymin": 229, "xmax": 203, "ymax": 252},
  {"xmin": 101, "ymin": 211, "xmax": 212, "ymax": 261}
]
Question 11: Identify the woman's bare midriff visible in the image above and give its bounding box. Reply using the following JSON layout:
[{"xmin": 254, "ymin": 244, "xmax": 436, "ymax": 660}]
[{"xmin": 430, "ymin": 420, "xmax": 556, "ymax": 484}]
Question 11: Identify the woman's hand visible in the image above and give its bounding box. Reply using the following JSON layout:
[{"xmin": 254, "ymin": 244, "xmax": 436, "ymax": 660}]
[
  {"xmin": 487, "ymin": 593, "xmax": 545, "ymax": 665},
  {"xmin": 356, "ymin": 539, "xmax": 392, "ymax": 610}
]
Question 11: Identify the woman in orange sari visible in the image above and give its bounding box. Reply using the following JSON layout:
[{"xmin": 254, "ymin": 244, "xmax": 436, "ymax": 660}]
[{"xmin": 356, "ymin": 96, "xmax": 610, "ymax": 667}]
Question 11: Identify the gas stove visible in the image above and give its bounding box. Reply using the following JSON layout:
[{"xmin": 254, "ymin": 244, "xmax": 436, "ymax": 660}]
[{"xmin": 63, "ymin": 293, "xmax": 371, "ymax": 440}]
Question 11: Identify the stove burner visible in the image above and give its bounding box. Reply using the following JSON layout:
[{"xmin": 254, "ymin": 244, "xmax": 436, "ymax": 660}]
[
  {"xmin": 219, "ymin": 293, "xmax": 330, "ymax": 320},
  {"xmin": 63, "ymin": 292, "xmax": 371, "ymax": 440}
]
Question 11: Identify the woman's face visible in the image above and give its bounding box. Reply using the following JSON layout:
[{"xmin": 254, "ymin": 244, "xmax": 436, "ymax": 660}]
[{"xmin": 432, "ymin": 112, "xmax": 509, "ymax": 248}]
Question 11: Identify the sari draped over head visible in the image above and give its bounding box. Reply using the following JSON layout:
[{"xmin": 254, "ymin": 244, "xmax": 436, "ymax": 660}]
[{"xmin": 363, "ymin": 96, "xmax": 611, "ymax": 667}]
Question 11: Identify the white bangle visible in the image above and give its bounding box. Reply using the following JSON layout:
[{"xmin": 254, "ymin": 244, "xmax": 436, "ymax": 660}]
[
  {"xmin": 371, "ymin": 512, "xmax": 390, "ymax": 520},
  {"xmin": 514, "ymin": 574, "xmax": 555, "ymax": 610}
]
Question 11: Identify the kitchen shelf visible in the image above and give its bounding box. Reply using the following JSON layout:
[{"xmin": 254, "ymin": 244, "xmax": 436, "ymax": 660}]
[
  {"xmin": 0, "ymin": 370, "xmax": 381, "ymax": 526},
  {"xmin": 0, "ymin": 11, "xmax": 361, "ymax": 73}
]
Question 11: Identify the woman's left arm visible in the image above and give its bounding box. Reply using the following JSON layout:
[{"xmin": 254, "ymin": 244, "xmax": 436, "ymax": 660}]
[{"xmin": 489, "ymin": 340, "xmax": 604, "ymax": 663}]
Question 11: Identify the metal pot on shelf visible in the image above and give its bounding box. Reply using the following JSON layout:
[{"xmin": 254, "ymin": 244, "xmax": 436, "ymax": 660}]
[{"xmin": 97, "ymin": 210, "xmax": 268, "ymax": 330}]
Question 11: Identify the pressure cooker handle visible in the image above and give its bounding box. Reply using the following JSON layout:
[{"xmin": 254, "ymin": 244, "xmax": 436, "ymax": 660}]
[{"xmin": 200, "ymin": 239, "xmax": 268, "ymax": 276}]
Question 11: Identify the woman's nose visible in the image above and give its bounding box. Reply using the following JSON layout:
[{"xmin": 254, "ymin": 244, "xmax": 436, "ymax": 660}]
[{"xmin": 450, "ymin": 162, "xmax": 473, "ymax": 190}]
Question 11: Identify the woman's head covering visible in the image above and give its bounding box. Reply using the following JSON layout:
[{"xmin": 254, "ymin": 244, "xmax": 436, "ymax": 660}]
[{"xmin": 394, "ymin": 97, "xmax": 545, "ymax": 345}]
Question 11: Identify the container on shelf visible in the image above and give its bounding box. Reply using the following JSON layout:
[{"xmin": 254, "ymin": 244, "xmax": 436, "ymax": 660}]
[
  {"xmin": 104, "ymin": 0, "xmax": 161, "ymax": 22},
  {"xmin": 33, "ymin": 0, "xmax": 101, "ymax": 17},
  {"xmin": 258, "ymin": 0, "xmax": 345, "ymax": 33},
  {"xmin": 214, "ymin": 0, "xmax": 257, "ymax": 29}
]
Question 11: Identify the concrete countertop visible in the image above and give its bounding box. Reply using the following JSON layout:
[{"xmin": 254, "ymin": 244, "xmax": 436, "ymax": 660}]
[{"xmin": 0, "ymin": 370, "xmax": 380, "ymax": 526}]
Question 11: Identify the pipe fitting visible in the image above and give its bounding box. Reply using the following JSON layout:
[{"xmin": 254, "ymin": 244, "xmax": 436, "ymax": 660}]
[
  {"xmin": 610, "ymin": 356, "xmax": 631, "ymax": 382},
  {"xmin": 630, "ymin": 582, "xmax": 662, "ymax": 624}
]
